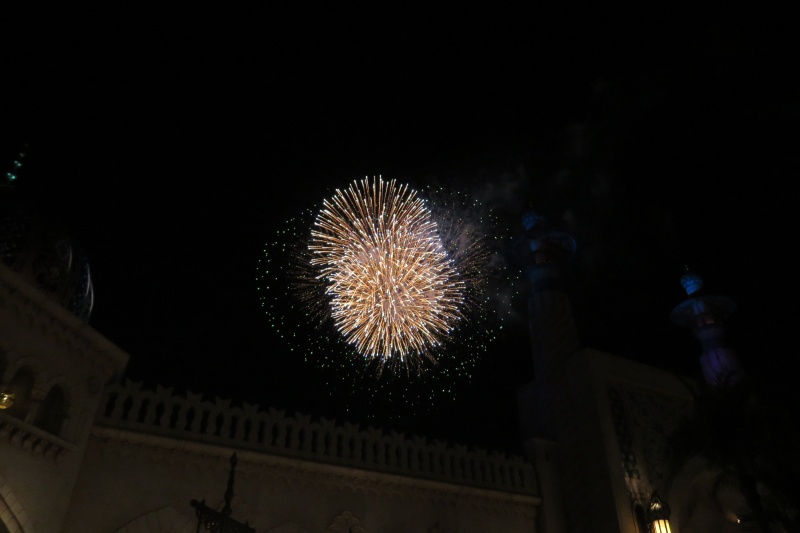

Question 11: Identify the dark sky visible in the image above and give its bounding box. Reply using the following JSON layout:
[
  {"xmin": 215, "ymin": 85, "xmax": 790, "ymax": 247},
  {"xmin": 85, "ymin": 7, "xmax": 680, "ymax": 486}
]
[{"xmin": 3, "ymin": 5, "xmax": 799, "ymax": 452}]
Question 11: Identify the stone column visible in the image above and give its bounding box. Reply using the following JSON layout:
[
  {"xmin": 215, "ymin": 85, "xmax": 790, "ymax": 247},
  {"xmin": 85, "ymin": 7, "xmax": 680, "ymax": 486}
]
[
  {"xmin": 515, "ymin": 210, "xmax": 580, "ymax": 441},
  {"xmin": 514, "ymin": 210, "xmax": 579, "ymax": 533}
]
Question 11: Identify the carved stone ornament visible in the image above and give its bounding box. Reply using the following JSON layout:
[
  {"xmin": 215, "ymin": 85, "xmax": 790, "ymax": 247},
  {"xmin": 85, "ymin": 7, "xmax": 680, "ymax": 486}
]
[{"xmin": 326, "ymin": 511, "xmax": 366, "ymax": 533}]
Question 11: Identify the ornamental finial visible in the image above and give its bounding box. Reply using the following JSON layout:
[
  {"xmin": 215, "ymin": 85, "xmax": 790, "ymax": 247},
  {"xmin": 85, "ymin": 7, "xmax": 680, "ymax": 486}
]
[
  {"xmin": 522, "ymin": 209, "xmax": 545, "ymax": 231},
  {"xmin": 680, "ymin": 266, "xmax": 704, "ymax": 296}
]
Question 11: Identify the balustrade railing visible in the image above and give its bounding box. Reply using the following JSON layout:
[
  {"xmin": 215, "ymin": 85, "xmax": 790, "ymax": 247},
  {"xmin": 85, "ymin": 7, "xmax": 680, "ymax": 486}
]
[{"xmin": 95, "ymin": 381, "xmax": 536, "ymax": 495}]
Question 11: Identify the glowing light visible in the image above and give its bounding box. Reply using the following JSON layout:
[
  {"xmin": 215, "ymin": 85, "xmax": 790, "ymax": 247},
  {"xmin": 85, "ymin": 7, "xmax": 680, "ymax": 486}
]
[
  {"xmin": 647, "ymin": 493, "xmax": 672, "ymax": 533},
  {"xmin": 310, "ymin": 176, "xmax": 465, "ymax": 364},
  {"xmin": 257, "ymin": 177, "xmax": 505, "ymax": 420},
  {"xmin": 651, "ymin": 519, "xmax": 671, "ymax": 533},
  {"xmin": 0, "ymin": 390, "xmax": 14, "ymax": 409}
]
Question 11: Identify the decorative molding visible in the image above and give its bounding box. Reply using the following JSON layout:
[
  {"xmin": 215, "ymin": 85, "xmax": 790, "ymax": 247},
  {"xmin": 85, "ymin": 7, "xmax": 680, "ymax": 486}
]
[
  {"xmin": 0, "ymin": 411, "xmax": 75, "ymax": 461},
  {"xmin": 0, "ymin": 362, "xmax": 82, "ymax": 443},
  {"xmin": 0, "ymin": 263, "xmax": 128, "ymax": 380},
  {"xmin": 625, "ymin": 388, "xmax": 692, "ymax": 492},
  {"xmin": 95, "ymin": 380, "xmax": 537, "ymax": 498},
  {"xmin": 608, "ymin": 383, "xmax": 692, "ymax": 499},
  {"xmin": 608, "ymin": 386, "xmax": 640, "ymax": 483}
]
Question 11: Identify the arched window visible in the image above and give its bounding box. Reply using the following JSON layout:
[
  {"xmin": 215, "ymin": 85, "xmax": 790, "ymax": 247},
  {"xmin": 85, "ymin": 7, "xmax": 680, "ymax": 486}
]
[
  {"xmin": 633, "ymin": 500, "xmax": 648, "ymax": 533},
  {"xmin": 36, "ymin": 384, "xmax": 67, "ymax": 436},
  {"xmin": 4, "ymin": 367, "xmax": 34, "ymax": 420}
]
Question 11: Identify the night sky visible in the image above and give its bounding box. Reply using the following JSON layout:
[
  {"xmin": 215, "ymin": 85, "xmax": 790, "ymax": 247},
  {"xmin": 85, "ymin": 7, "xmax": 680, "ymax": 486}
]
[{"xmin": 3, "ymin": 5, "xmax": 799, "ymax": 452}]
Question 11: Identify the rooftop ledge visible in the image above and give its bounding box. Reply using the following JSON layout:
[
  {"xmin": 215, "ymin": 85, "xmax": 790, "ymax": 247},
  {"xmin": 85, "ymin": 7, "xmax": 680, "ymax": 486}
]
[{"xmin": 95, "ymin": 380, "xmax": 538, "ymax": 497}]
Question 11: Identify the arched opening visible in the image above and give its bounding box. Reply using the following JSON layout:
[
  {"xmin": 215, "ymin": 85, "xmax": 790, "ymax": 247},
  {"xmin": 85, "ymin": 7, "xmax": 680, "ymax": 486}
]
[
  {"xmin": 632, "ymin": 500, "xmax": 648, "ymax": 533},
  {"xmin": 35, "ymin": 385, "xmax": 67, "ymax": 436},
  {"xmin": 669, "ymin": 461, "xmax": 747, "ymax": 532},
  {"xmin": 4, "ymin": 367, "xmax": 34, "ymax": 420},
  {"xmin": 0, "ymin": 483, "xmax": 27, "ymax": 533}
]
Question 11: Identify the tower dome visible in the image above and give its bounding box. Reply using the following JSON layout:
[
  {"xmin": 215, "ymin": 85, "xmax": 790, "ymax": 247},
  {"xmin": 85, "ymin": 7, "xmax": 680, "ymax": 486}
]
[{"xmin": 0, "ymin": 188, "xmax": 94, "ymax": 322}]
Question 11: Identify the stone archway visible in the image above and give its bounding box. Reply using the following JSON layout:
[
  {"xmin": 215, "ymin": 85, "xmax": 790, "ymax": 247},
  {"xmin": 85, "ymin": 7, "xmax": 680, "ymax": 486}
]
[
  {"xmin": 667, "ymin": 456, "xmax": 747, "ymax": 532},
  {"xmin": 0, "ymin": 476, "xmax": 33, "ymax": 533}
]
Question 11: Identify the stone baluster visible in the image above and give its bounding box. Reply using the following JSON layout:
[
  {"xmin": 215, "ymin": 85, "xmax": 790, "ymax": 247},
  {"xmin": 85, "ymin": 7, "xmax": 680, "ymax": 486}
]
[
  {"xmin": 149, "ymin": 385, "xmax": 171, "ymax": 427},
  {"xmin": 214, "ymin": 398, "xmax": 232, "ymax": 438},
  {"xmin": 432, "ymin": 439, "xmax": 447, "ymax": 476},
  {"xmin": 318, "ymin": 417, "xmax": 335, "ymax": 456},
  {"xmin": 124, "ymin": 381, "xmax": 144, "ymax": 423},
  {"xmin": 108, "ymin": 385, "xmax": 126, "ymax": 420},
  {"xmin": 283, "ymin": 420, "xmax": 295, "ymax": 450},
  {"xmin": 184, "ymin": 391, "xmax": 203, "ymax": 433},
  {"xmin": 351, "ymin": 423, "xmax": 363, "ymax": 462},
  {"xmin": 333, "ymin": 425, "xmax": 349, "ymax": 460},
  {"xmin": 237, "ymin": 402, "xmax": 258, "ymax": 441},
  {"xmin": 452, "ymin": 445, "xmax": 467, "ymax": 479},
  {"xmin": 386, "ymin": 431, "xmax": 401, "ymax": 469},
  {"xmin": 268, "ymin": 408, "xmax": 286, "ymax": 448},
  {"xmin": 90, "ymin": 379, "xmax": 536, "ymax": 495}
]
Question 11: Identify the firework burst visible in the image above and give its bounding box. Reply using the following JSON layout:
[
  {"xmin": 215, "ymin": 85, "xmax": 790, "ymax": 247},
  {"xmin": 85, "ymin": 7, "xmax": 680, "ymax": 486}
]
[
  {"xmin": 310, "ymin": 177, "xmax": 465, "ymax": 366},
  {"xmin": 258, "ymin": 176, "xmax": 505, "ymax": 422}
]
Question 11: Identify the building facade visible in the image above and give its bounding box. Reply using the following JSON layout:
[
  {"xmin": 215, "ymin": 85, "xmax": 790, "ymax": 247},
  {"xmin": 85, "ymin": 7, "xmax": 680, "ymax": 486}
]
[{"xmin": 1, "ymin": 206, "xmax": 747, "ymax": 532}]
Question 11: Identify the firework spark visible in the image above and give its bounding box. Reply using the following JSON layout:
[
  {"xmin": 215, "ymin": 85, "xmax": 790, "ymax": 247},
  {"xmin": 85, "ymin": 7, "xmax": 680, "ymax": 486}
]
[
  {"xmin": 310, "ymin": 177, "xmax": 465, "ymax": 364},
  {"xmin": 258, "ymin": 178, "xmax": 504, "ymax": 420}
]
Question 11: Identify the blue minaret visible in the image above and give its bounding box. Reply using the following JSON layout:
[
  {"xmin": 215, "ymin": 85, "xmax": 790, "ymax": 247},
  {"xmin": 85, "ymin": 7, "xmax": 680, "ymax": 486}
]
[
  {"xmin": 670, "ymin": 269, "xmax": 743, "ymax": 386},
  {"xmin": 514, "ymin": 210, "xmax": 579, "ymax": 533},
  {"xmin": 515, "ymin": 209, "xmax": 579, "ymax": 441}
]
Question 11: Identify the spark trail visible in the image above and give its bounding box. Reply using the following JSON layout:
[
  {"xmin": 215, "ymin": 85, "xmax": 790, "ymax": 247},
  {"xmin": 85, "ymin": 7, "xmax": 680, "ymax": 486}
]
[{"xmin": 310, "ymin": 177, "xmax": 464, "ymax": 365}]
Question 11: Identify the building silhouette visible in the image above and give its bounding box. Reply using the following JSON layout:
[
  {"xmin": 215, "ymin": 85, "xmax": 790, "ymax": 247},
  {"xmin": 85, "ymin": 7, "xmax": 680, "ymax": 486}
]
[{"xmin": 1, "ymin": 190, "xmax": 754, "ymax": 532}]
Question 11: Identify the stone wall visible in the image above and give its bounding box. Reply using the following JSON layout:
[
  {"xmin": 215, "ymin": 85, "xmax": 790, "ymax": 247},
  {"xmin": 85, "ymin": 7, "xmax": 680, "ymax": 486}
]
[
  {"xmin": 61, "ymin": 380, "xmax": 541, "ymax": 532},
  {"xmin": 95, "ymin": 380, "xmax": 537, "ymax": 496},
  {"xmin": 0, "ymin": 263, "xmax": 128, "ymax": 533},
  {"xmin": 65, "ymin": 427, "xmax": 540, "ymax": 532}
]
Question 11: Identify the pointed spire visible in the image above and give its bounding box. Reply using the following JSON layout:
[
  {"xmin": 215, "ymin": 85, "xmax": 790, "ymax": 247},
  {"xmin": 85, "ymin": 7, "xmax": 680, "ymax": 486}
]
[{"xmin": 680, "ymin": 265, "xmax": 704, "ymax": 296}]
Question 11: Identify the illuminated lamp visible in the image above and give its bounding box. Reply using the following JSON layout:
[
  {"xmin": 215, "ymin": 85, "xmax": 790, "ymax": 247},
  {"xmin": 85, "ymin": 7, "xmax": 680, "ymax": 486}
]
[
  {"xmin": 0, "ymin": 389, "xmax": 14, "ymax": 409},
  {"xmin": 647, "ymin": 492, "xmax": 672, "ymax": 533}
]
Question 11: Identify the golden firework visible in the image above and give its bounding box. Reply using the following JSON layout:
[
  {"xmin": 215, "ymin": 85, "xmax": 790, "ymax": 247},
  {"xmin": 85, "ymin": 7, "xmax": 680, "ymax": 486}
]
[{"xmin": 310, "ymin": 177, "xmax": 465, "ymax": 363}]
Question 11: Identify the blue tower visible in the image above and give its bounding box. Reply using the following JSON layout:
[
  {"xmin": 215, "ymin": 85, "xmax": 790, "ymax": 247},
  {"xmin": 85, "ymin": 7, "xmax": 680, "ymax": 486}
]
[
  {"xmin": 515, "ymin": 210, "xmax": 579, "ymax": 533},
  {"xmin": 515, "ymin": 209, "xmax": 579, "ymax": 440},
  {"xmin": 670, "ymin": 269, "xmax": 743, "ymax": 386}
]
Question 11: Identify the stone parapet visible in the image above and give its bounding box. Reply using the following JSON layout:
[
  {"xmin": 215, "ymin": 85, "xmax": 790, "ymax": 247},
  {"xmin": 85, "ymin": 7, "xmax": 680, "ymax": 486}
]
[
  {"xmin": 95, "ymin": 380, "xmax": 538, "ymax": 496},
  {"xmin": 0, "ymin": 410, "xmax": 76, "ymax": 460}
]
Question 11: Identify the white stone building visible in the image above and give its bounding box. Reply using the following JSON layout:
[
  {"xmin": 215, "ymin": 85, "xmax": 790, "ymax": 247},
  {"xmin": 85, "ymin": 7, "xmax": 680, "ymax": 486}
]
[{"xmin": 0, "ymin": 200, "xmax": 750, "ymax": 532}]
